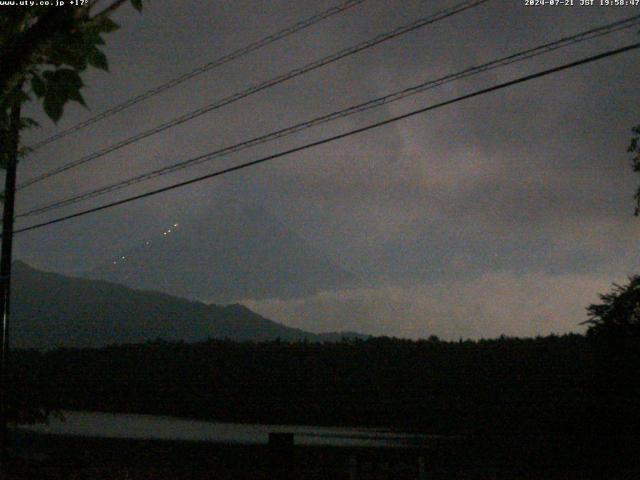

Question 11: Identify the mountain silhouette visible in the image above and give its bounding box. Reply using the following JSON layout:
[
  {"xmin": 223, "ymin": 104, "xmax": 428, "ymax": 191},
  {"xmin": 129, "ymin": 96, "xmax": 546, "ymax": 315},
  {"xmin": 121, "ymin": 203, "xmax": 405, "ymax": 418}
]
[
  {"xmin": 11, "ymin": 261, "xmax": 366, "ymax": 350},
  {"xmin": 87, "ymin": 202, "xmax": 356, "ymax": 303}
]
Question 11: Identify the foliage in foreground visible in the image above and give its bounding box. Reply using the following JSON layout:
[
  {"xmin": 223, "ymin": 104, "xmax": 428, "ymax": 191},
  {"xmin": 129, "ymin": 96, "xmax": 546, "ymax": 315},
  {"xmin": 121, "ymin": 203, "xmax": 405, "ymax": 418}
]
[
  {"xmin": 0, "ymin": 0, "xmax": 146, "ymax": 170},
  {"xmin": 584, "ymin": 275, "xmax": 640, "ymax": 338}
]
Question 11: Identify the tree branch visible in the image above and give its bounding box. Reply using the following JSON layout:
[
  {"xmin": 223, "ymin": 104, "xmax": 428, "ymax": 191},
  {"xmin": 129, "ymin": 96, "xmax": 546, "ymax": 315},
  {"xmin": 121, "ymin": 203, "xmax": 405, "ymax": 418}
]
[
  {"xmin": 0, "ymin": 8, "xmax": 73, "ymax": 97},
  {"xmin": 92, "ymin": 0, "xmax": 128, "ymax": 19},
  {"xmin": 0, "ymin": 0, "xmax": 129, "ymax": 98}
]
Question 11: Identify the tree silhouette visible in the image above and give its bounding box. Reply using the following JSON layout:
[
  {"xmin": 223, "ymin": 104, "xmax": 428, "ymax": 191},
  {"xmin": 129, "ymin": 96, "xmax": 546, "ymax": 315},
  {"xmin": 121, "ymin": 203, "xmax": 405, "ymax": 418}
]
[
  {"xmin": 0, "ymin": 0, "xmax": 147, "ymax": 431},
  {"xmin": 627, "ymin": 125, "xmax": 640, "ymax": 215},
  {"xmin": 583, "ymin": 275, "xmax": 640, "ymax": 339},
  {"xmin": 582, "ymin": 276, "xmax": 640, "ymax": 440}
]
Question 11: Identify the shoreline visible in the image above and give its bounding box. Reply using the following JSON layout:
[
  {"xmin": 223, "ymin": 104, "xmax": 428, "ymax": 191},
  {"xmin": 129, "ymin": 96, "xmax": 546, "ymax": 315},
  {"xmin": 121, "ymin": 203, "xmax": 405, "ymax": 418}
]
[{"xmin": 7, "ymin": 429, "xmax": 640, "ymax": 480}]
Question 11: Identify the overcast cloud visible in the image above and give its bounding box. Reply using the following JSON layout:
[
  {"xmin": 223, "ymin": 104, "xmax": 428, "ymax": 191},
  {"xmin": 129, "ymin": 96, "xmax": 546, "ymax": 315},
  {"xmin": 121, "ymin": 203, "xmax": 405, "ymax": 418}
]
[{"xmin": 10, "ymin": 0, "xmax": 640, "ymax": 339}]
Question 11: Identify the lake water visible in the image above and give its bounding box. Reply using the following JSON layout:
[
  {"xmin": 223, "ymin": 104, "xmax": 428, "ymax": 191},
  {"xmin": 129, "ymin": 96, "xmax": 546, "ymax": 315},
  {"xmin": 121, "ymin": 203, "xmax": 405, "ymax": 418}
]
[{"xmin": 19, "ymin": 411, "xmax": 436, "ymax": 448}]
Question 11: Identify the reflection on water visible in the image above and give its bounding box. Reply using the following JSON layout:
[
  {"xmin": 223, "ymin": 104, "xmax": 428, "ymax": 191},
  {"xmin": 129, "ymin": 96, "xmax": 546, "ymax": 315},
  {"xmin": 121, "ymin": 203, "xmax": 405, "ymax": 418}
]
[{"xmin": 20, "ymin": 411, "xmax": 435, "ymax": 447}]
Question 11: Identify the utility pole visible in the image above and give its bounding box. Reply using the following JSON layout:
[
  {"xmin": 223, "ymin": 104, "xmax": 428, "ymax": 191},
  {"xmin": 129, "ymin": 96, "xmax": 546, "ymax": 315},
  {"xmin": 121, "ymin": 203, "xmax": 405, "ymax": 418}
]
[{"xmin": 0, "ymin": 96, "xmax": 21, "ymax": 467}]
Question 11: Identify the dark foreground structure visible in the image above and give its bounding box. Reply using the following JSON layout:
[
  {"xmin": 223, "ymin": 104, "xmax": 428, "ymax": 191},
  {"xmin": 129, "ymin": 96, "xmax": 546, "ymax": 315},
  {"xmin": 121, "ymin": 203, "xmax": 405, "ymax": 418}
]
[
  {"xmin": 4, "ymin": 431, "xmax": 640, "ymax": 480},
  {"xmin": 5, "ymin": 334, "xmax": 640, "ymax": 478}
]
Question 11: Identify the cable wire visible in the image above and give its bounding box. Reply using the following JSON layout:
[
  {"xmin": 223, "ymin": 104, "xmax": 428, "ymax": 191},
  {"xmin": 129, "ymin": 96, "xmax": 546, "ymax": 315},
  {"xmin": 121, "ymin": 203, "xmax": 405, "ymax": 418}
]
[
  {"xmin": 17, "ymin": 14, "xmax": 640, "ymax": 219},
  {"xmin": 16, "ymin": 0, "xmax": 490, "ymax": 191},
  {"xmin": 11, "ymin": 41, "xmax": 640, "ymax": 236},
  {"xmin": 25, "ymin": 0, "xmax": 368, "ymax": 152}
]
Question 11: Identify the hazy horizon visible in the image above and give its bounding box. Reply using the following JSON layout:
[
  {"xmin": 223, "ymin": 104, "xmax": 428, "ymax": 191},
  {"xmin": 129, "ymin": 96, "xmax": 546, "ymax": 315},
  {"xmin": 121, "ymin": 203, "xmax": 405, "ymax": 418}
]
[{"xmin": 10, "ymin": 0, "xmax": 640, "ymax": 340}]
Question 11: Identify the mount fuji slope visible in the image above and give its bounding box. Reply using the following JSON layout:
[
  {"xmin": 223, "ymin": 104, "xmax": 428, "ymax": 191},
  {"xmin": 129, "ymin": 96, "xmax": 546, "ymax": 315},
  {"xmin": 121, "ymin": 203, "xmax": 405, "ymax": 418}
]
[{"xmin": 88, "ymin": 203, "xmax": 356, "ymax": 304}]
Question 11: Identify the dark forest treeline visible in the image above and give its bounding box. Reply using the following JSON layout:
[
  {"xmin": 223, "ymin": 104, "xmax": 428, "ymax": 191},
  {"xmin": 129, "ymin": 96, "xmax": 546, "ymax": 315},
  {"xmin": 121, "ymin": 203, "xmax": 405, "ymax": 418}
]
[{"xmin": 9, "ymin": 334, "xmax": 639, "ymax": 436}]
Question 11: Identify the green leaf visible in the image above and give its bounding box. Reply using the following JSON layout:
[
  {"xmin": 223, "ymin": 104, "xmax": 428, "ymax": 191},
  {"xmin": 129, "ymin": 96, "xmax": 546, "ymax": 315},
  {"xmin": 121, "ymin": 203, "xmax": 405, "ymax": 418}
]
[
  {"xmin": 131, "ymin": 0, "xmax": 143, "ymax": 11},
  {"xmin": 93, "ymin": 34, "xmax": 105, "ymax": 46},
  {"xmin": 31, "ymin": 75, "xmax": 46, "ymax": 98},
  {"xmin": 53, "ymin": 68, "xmax": 84, "ymax": 90},
  {"xmin": 95, "ymin": 16, "xmax": 120, "ymax": 33},
  {"xmin": 43, "ymin": 92, "xmax": 64, "ymax": 123},
  {"xmin": 67, "ymin": 89, "xmax": 87, "ymax": 108},
  {"xmin": 17, "ymin": 90, "xmax": 31, "ymax": 103},
  {"xmin": 40, "ymin": 68, "xmax": 88, "ymax": 120},
  {"xmin": 87, "ymin": 49, "xmax": 108, "ymax": 71}
]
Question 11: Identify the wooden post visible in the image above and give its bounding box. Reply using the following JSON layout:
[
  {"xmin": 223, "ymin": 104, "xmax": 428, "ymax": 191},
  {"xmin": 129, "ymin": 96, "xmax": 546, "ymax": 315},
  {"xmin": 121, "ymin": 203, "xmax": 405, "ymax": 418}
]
[
  {"xmin": 0, "ymin": 95, "xmax": 21, "ymax": 470},
  {"xmin": 268, "ymin": 432, "xmax": 294, "ymax": 480},
  {"xmin": 349, "ymin": 454, "xmax": 358, "ymax": 480},
  {"xmin": 418, "ymin": 455, "xmax": 426, "ymax": 480}
]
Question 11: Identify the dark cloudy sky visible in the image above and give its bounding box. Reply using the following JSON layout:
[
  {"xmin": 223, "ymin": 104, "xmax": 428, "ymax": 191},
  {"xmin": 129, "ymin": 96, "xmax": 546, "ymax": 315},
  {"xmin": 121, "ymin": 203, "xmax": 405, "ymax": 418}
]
[{"xmin": 11, "ymin": 0, "xmax": 640, "ymax": 339}]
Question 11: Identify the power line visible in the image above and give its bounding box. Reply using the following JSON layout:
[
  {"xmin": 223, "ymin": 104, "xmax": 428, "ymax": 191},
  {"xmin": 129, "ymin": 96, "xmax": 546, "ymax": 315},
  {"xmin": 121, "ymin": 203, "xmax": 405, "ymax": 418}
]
[
  {"xmin": 16, "ymin": 0, "xmax": 490, "ymax": 191},
  {"xmin": 11, "ymin": 41, "xmax": 640, "ymax": 237},
  {"xmin": 16, "ymin": 14, "xmax": 640, "ymax": 219},
  {"xmin": 25, "ymin": 0, "xmax": 368, "ymax": 152}
]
